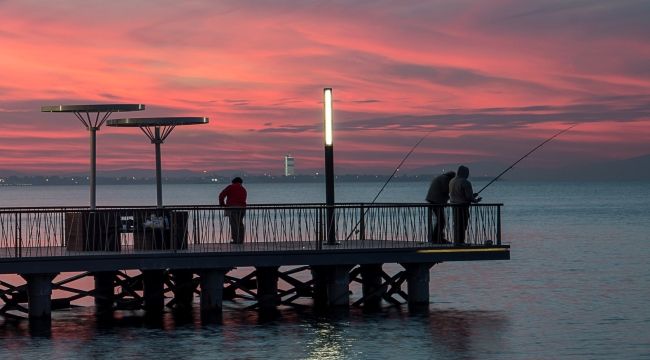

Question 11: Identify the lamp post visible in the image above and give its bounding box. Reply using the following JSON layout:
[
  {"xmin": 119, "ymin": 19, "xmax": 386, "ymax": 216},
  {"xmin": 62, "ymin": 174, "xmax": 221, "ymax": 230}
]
[
  {"xmin": 323, "ymin": 88, "xmax": 336, "ymax": 245},
  {"xmin": 106, "ymin": 117, "xmax": 209, "ymax": 208},
  {"xmin": 41, "ymin": 104, "xmax": 145, "ymax": 210}
]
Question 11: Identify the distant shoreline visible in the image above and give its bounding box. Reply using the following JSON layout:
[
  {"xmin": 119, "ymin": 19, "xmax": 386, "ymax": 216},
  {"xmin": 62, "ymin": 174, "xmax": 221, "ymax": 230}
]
[{"xmin": 0, "ymin": 174, "xmax": 499, "ymax": 186}]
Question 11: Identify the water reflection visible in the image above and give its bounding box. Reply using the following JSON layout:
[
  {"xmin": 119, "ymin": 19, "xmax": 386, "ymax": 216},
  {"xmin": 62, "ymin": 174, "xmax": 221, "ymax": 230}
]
[
  {"xmin": 0, "ymin": 305, "xmax": 508, "ymax": 359},
  {"xmin": 305, "ymin": 321, "xmax": 347, "ymax": 359},
  {"xmin": 422, "ymin": 310, "xmax": 508, "ymax": 356},
  {"xmin": 28, "ymin": 318, "xmax": 52, "ymax": 338}
]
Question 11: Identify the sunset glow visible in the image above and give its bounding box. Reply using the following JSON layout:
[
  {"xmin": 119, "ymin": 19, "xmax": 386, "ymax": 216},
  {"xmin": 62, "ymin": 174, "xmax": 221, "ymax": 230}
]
[{"xmin": 0, "ymin": 1, "xmax": 648, "ymax": 175}]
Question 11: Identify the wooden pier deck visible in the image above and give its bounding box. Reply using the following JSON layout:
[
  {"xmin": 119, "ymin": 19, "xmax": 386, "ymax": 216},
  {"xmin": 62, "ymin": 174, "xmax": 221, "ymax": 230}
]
[
  {"xmin": 0, "ymin": 242, "xmax": 509, "ymax": 274},
  {"xmin": 0, "ymin": 203, "xmax": 509, "ymax": 322}
]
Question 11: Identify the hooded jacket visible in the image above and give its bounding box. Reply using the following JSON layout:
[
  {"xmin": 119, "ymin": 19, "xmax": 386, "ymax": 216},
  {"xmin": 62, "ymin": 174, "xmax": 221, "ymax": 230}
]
[
  {"xmin": 449, "ymin": 165, "xmax": 475, "ymax": 204},
  {"xmin": 425, "ymin": 171, "xmax": 455, "ymax": 204}
]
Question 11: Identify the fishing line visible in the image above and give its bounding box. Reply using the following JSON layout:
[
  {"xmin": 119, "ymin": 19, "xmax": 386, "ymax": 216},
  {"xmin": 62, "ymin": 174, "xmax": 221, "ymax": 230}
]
[
  {"xmin": 345, "ymin": 127, "xmax": 436, "ymax": 240},
  {"xmin": 344, "ymin": 123, "xmax": 576, "ymax": 239},
  {"xmin": 476, "ymin": 123, "xmax": 577, "ymax": 194}
]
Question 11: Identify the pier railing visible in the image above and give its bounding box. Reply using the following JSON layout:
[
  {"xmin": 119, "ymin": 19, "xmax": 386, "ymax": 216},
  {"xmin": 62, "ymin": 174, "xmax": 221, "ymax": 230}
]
[{"xmin": 0, "ymin": 203, "xmax": 502, "ymax": 258}]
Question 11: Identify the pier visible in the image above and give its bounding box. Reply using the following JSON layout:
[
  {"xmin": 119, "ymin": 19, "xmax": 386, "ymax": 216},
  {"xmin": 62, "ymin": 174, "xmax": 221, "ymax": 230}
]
[{"xmin": 0, "ymin": 203, "xmax": 509, "ymax": 324}]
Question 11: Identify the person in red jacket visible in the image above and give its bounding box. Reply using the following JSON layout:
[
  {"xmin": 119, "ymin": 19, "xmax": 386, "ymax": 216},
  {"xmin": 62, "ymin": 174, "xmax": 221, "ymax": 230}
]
[{"xmin": 219, "ymin": 177, "xmax": 247, "ymax": 244}]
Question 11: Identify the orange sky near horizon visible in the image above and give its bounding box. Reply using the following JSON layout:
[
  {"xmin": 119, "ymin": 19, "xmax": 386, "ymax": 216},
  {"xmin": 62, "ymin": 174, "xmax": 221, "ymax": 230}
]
[{"xmin": 1, "ymin": 1, "xmax": 649, "ymax": 175}]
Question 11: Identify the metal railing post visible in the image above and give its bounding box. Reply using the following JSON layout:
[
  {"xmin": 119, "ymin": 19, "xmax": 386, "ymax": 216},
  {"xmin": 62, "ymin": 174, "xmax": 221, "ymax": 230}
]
[
  {"xmin": 497, "ymin": 205, "xmax": 501, "ymax": 246},
  {"xmin": 192, "ymin": 208, "xmax": 198, "ymax": 244},
  {"xmin": 14, "ymin": 212, "xmax": 22, "ymax": 258},
  {"xmin": 359, "ymin": 204, "xmax": 366, "ymax": 241},
  {"xmin": 61, "ymin": 210, "xmax": 65, "ymax": 248},
  {"xmin": 318, "ymin": 207, "xmax": 324, "ymax": 250},
  {"xmin": 426, "ymin": 205, "xmax": 433, "ymax": 243}
]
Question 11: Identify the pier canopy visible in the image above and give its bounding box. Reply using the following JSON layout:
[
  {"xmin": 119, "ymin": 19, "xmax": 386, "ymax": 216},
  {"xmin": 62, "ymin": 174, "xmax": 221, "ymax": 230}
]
[
  {"xmin": 106, "ymin": 117, "xmax": 209, "ymax": 207},
  {"xmin": 41, "ymin": 104, "xmax": 145, "ymax": 113},
  {"xmin": 40, "ymin": 104, "xmax": 145, "ymax": 209},
  {"xmin": 107, "ymin": 116, "xmax": 208, "ymax": 128}
]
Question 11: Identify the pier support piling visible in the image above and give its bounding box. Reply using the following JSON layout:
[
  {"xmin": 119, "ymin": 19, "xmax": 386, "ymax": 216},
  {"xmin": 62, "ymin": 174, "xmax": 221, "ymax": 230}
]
[
  {"xmin": 93, "ymin": 271, "xmax": 116, "ymax": 315},
  {"xmin": 171, "ymin": 269, "xmax": 195, "ymax": 311},
  {"xmin": 256, "ymin": 266, "xmax": 279, "ymax": 310},
  {"xmin": 311, "ymin": 265, "xmax": 351, "ymax": 308},
  {"xmin": 360, "ymin": 264, "xmax": 385, "ymax": 310},
  {"xmin": 23, "ymin": 273, "xmax": 57, "ymax": 319},
  {"xmin": 199, "ymin": 269, "xmax": 226, "ymax": 322},
  {"xmin": 403, "ymin": 263, "xmax": 434, "ymax": 311},
  {"xmin": 311, "ymin": 266, "xmax": 328, "ymax": 307},
  {"xmin": 142, "ymin": 270, "xmax": 165, "ymax": 314}
]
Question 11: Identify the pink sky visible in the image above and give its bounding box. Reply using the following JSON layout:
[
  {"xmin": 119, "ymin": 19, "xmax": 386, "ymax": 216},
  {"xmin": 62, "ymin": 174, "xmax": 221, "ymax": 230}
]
[{"xmin": 0, "ymin": 1, "xmax": 649, "ymax": 175}]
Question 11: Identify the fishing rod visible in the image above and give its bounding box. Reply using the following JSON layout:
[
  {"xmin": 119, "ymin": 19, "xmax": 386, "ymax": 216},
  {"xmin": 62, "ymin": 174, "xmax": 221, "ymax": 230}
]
[
  {"xmin": 345, "ymin": 127, "xmax": 436, "ymax": 240},
  {"xmin": 367, "ymin": 128, "xmax": 436, "ymax": 205},
  {"xmin": 476, "ymin": 123, "xmax": 577, "ymax": 195}
]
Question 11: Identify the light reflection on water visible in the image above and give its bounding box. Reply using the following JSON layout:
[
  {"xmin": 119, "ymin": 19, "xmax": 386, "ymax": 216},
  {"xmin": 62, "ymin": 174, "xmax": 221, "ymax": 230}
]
[
  {"xmin": 0, "ymin": 306, "xmax": 509, "ymax": 360},
  {"xmin": 1, "ymin": 181, "xmax": 649, "ymax": 359}
]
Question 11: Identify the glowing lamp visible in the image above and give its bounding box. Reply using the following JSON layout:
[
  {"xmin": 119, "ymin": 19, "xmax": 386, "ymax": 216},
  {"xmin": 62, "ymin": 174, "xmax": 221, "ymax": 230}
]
[
  {"xmin": 324, "ymin": 88, "xmax": 333, "ymax": 146},
  {"xmin": 323, "ymin": 87, "xmax": 336, "ymax": 244}
]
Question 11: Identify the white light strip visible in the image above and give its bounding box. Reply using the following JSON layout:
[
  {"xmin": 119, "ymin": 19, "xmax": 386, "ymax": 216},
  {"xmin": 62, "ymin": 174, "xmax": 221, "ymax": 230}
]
[{"xmin": 324, "ymin": 88, "xmax": 333, "ymax": 146}]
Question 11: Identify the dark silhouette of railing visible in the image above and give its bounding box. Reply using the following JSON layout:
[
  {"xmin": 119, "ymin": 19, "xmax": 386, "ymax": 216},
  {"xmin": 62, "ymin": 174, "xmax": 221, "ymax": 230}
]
[{"xmin": 0, "ymin": 203, "xmax": 502, "ymax": 258}]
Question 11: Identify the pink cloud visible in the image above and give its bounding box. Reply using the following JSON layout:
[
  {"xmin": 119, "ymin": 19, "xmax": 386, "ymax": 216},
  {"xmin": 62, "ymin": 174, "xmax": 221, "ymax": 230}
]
[{"xmin": 0, "ymin": 1, "xmax": 648, "ymax": 174}]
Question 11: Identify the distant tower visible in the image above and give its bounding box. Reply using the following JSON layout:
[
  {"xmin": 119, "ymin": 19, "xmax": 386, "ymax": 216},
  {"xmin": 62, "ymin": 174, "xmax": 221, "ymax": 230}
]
[{"xmin": 284, "ymin": 155, "xmax": 295, "ymax": 176}]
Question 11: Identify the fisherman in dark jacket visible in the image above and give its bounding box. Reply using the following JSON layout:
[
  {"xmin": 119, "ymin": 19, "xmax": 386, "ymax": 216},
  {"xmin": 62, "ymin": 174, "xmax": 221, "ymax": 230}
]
[
  {"xmin": 449, "ymin": 165, "xmax": 481, "ymax": 245},
  {"xmin": 425, "ymin": 171, "xmax": 455, "ymax": 243}
]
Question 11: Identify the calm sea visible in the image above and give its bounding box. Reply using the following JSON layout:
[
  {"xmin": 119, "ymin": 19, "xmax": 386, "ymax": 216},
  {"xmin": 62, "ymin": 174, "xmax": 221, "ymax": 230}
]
[{"xmin": 1, "ymin": 181, "xmax": 649, "ymax": 359}]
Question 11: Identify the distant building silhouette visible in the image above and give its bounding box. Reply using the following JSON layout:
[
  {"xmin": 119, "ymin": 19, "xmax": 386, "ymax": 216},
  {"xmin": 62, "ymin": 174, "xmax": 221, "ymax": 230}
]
[{"xmin": 284, "ymin": 155, "xmax": 295, "ymax": 176}]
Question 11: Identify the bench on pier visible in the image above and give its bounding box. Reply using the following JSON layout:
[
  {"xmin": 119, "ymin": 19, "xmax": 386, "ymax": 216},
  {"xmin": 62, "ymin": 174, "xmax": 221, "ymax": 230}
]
[{"xmin": 65, "ymin": 210, "xmax": 188, "ymax": 252}]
